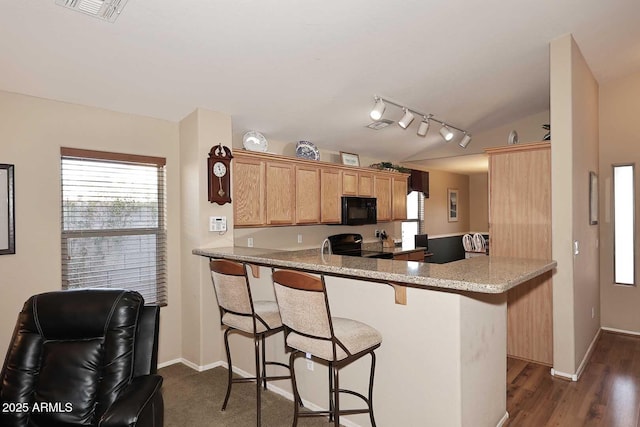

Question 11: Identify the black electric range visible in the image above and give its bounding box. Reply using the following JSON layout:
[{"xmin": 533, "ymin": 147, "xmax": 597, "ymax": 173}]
[{"xmin": 327, "ymin": 233, "xmax": 393, "ymax": 259}]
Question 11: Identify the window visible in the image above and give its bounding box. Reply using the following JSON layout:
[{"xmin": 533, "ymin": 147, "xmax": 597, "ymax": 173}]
[
  {"xmin": 613, "ymin": 164, "xmax": 635, "ymax": 285},
  {"xmin": 402, "ymin": 191, "xmax": 424, "ymax": 245},
  {"xmin": 61, "ymin": 148, "xmax": 167, "ymax": 305}
]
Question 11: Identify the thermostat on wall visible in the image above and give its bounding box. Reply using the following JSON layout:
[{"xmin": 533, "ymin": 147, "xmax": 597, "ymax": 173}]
[{"xmin": 209, "ymin": 216, "xmax": 227, "ymax": 232}]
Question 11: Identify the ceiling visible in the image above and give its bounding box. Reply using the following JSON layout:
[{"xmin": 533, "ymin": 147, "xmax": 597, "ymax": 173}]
[{"xmin": 2, "ymin": 0, "xmax": 640, "ymax": 170}]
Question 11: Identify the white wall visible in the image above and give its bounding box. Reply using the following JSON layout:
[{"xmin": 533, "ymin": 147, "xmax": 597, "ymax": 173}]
[
  {"xmin": 599, "ymin": 71, "xmax": 640, "ymax": 332},
  {"xmin": 0, "ymin": 90, "xmax": 182, "ymax": 363},
  {"xmin": 549, "ymin": 34, "xmax": 600, "ymax": 375}
]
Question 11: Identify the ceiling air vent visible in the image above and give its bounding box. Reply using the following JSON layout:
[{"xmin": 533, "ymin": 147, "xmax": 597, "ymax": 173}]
[
  {"xmin": 55, "ymin": 0, "xmax": 129, "ymax": 23},
  {"xmin": 366, "ymin": 119, "xmax": 394, "ymax": 130}
]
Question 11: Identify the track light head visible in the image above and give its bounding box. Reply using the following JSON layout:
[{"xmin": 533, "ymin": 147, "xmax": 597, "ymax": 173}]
[
  {"xmin": 439, "ymin": 125, "xmax": 454, "ymax": 142},
  {"xmin": 417, "ymin": 117, "xmax": 430, "ymax": 137},
  {"xmin": 398, "ymin": 108, "xmax": 414, "ymax": 129},
  {"xmin": 370, "ymin": 97, "xmax": 386, "ymax": 120},
  {"xmin": 459, "ymin": 133, "xmax": 472, "ymax": 148}
]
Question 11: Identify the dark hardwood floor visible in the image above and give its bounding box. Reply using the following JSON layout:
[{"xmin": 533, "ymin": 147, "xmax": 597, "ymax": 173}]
[{"xmin": 505, "ymin": 331, "xmax": 640, "ymax": 426}]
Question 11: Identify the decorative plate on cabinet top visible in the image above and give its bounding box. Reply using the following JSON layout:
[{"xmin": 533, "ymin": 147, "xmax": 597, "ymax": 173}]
[
  {"xmin": 295, "ymin": 140, "xmax": 320, "ymax": 160},
  {"xmin": 507, "ymin": 130, "xmax": 519, "ymax": 145},
  {"xmin": 242, "ymin": 131, "xmax": 268, "ymax": 152}
]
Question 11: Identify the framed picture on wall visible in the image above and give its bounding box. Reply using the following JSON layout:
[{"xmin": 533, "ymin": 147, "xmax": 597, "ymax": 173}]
[
  {"xmin": 589, "ymin": 171, "xmax": 598, "ymax": 225},
  {"xmin": 0, "ymin": 164, "xmax": 15, "ymax": 255},
  {"xmin": 340, "ymin": 152, "xmax": 360, "ymax": 167},
  {"xmin": 448, "ymin": 188, "xmax": 459, "ymax": 222}
]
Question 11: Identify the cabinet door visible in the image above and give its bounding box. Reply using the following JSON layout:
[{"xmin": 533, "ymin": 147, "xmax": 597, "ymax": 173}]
[
  {"xmin": 392, "ymin": 175, "xmax": 408, "ymax": 220},
  {"xmin": 266, "ymin": 161, "xmax": 295, "ymax": 225},
  {"xmin": 233, "ymin": 157, "xmax": 265, "ymax": 226},
  {"xmin": 359, "ymin": 173, "xmax": 374, "ymax": 197},
  {"xmin": 342, "ymin": 170, "xmax": 358, "ymax": 195},
  {"xmin": 295, "ymin": 165, "xmax": 321, "ymax": 224},
  {"xmin": 321, "ymin": 168, "xmax": 342, "ymax": 223},
  {"xmin": 374, "ymin": 175, "xmax": 392, "ymax": 221},
  {"xmin": 407, "ymin": 250, "xmax": 424, "ymax": 261}
]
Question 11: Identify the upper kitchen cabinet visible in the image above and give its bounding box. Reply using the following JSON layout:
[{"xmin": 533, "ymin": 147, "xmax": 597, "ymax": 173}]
[
  {"xmin": 392, "ymin": 175, "xmax": 408, "ymax": 220},
  {"xmin": 374, "ymin": 175, "xmax": 392, "ymax": 222},
  {"xmin": 358, "ymin": 173, "xmax": 374, "ymax": 197},
  {"xmin": 320, "ymin": 168, "xmax": 341, "ymax": 223},
  {"xmin": 295, "ymin": 165, "xmax": 321, "ymax": 224},
  {"xmin": 266, "ymin": 161, "xmax": 295, "ymax": 225},
  {"xmin": 233, "ymin": 155, "xmax": 265, "ymax": 226},
  {"xmin": 342, "ymin": 170, "xmax": 358, "ymax": 196},
  {"xmin": 232, "ymin": 150, "xmax": 408, "ymax": 228}
]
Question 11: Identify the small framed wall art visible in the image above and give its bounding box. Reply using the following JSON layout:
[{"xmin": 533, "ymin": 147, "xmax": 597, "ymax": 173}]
[
  {"xmin": 0, "ymin": 164, "xmax": 15, "ymax": 255},
  {"xmin": 589, "ymin": 171, "xmax": 598, "ymax": 225},
  {"xmin": 340, "ymin": 152, "xmax": 360, "ymax": 167},
  {"xmin": 448, "ymin": 188, "xmax": 459, "ymax": 222}
]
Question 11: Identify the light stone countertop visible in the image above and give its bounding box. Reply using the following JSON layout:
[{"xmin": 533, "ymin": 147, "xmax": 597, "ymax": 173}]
[{"xmin": 193, "ymin": 246, "xmax": 556, "ymax": 294}]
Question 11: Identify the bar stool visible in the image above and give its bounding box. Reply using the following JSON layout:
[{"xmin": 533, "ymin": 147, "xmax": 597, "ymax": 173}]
[
  {"xmin": 209, "ymin": 259, "xmax": 290, "ymax": 426},
  {"xmin": 271, "ymin": 268, "xmax": 382, "ymax": 427}
]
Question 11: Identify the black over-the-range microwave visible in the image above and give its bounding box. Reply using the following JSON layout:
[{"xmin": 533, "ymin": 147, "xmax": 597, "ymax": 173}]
[{"xmin": 341, "ymin": 196, "xmax": 377, "ymax": 225}]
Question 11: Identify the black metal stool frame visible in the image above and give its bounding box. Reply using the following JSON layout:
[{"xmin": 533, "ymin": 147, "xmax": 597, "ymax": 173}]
[{"xmin": 210, "ymin": 259, "xmax": 290, "ymax": 427}]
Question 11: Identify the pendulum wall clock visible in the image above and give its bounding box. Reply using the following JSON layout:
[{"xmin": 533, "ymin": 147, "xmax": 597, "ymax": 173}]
[{"xmin": 208, "ymin": 144, "xmax": 233, "ymax": 205}]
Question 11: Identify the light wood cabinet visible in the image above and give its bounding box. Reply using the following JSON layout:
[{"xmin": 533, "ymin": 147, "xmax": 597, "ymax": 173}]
[
  {"xmin": 486, "ymin": 142, "xmax": 553, "ymax": 365},
  {"xmin": 374, "ymin": 175, "xmax": 392, "ymax": 222},
  {"xmin": 394, "ymin": 250, "xmax": 424, "ymax": 261},
  {"xmin": 295, "ymin": 165, "xmax": 321, "ymax": 224},
  {"xmin": 266, "ymin": 161, "xmax": 295, "ymax": 225},
  {"xmin": 392, "ymin": 175, "xmax": 408, "ymax": 220},
  {"xmin": 320, "ymin": 168, "xmax": 341, "ymax": 223},
  {"xmin": 358, "ymin": 173, "xmax": 374, "ymax": 197},
  {"xmin": 233, "ymin": 150, "xmax": 409, "ymax": 228},
  {"xmin": 233, "ymin": 156, "xmax": 265, "ymax": 226},
  {"xmin": 342, "ymin": 171, "xmax": 358, "ymax": 196}
]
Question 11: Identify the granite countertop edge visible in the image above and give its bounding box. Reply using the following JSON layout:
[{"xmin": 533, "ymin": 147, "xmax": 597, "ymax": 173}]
[{"xmin": 193, "ymin": 247, "xmax": 557, "ymax": 294}]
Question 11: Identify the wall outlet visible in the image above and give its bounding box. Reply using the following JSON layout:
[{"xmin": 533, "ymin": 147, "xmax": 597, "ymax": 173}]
[
  {"xmin": 297, "ymin": 234, "xmax": 303, "ymax": 244},
  {"xmin": 305, "ymin": 353, "xmax": 314, "ymax": 371},
  {"xmin": 247, "ymin": 237, "xmax": 254, "ymax": 248}
]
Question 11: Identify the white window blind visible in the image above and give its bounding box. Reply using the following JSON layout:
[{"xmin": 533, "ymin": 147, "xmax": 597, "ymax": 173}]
[
  {"xmin": 402, "ymin": 191, "xmax": 425, "ymax": 244},
  {"xmin": 61, "ymin": 148, "xmax": 167, "ymax": 305}
]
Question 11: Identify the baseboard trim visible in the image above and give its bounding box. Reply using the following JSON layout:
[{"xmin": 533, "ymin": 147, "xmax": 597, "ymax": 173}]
[
  {"xmin": 550, "ymin": 327, "xmax": 602, "ymax": 382},
  {"xmin": 157, "ymin": 358, "xmax": 224, "ymax": 372},
  {"xmin": 601, "ymin": 326, "xmax": 640, "ymax": 336},
  {"xmin": 496, "ymin": 411, "xmax": 509, "ymax": 427}
]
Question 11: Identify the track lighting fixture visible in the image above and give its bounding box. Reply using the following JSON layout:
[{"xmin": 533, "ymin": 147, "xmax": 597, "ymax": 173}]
[
  {"xmin": 417, "ymin": 117, "xmax": 430, "ymax": 137},
  {"xmin": 439, "ymin": 125, "xmax": 454, "ymax": 142},
  {"xmin": 459, "ymin": 133, "xmax": 472, "ymax": 148},
  {"xmin": 370, "ymin": 97, "xmax": 386, "ymax": 120},
  {"xmin": 398, "ymin": 108, "xmax": 414, "ymax": 129},
  {"xmin": 368, "ymin": 95, "xmax": 470, "ymax": 148}
]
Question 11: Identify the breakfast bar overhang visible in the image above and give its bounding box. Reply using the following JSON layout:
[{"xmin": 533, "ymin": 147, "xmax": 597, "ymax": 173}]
[{"xmin": 194, "ymin": 246, "xmax": 556, "ymax": 427}]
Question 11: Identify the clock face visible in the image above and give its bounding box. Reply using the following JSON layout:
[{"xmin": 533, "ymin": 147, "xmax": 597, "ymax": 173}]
[{"xmin": 213, "ymin": 162, "xmax": 227, "ymax": 177}]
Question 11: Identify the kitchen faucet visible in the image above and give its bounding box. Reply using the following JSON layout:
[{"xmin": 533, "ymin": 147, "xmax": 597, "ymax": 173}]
[{"xmin": 320, "ymin": 238, "xmax": 332, "ymax": 255}]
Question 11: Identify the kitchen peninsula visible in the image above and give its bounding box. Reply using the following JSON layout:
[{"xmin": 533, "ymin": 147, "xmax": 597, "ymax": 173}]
[{"xmin": 194, "ymin": 246, "xmax": 556, "ymax": 427}]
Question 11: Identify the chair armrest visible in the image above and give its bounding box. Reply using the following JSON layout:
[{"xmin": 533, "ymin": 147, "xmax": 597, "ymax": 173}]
[{"xmin": 99, "ymin": 375, "xmax": 164, "ymax": 427}]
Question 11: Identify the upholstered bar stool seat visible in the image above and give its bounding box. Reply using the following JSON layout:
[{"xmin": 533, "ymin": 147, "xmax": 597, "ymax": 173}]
[
  {"xmin": 287, "ymin": 318, "xmax": 382, "ymax": 361},
  {"xmin": 209, "ymin": 259, "xmax": 290, "ymax": 427},
  {"xmin": 272, "ymin": 268, "xmax": 382, "ymax": 427},
  {"xmin": 221, "ymin": 301, "xmax": 283, "ymax": 333}
]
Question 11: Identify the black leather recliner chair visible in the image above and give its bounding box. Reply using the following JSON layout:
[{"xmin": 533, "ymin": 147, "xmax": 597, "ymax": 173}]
[{"xmin": 0, "ymin": 289, "xmax": 164, "ymax": 426}]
